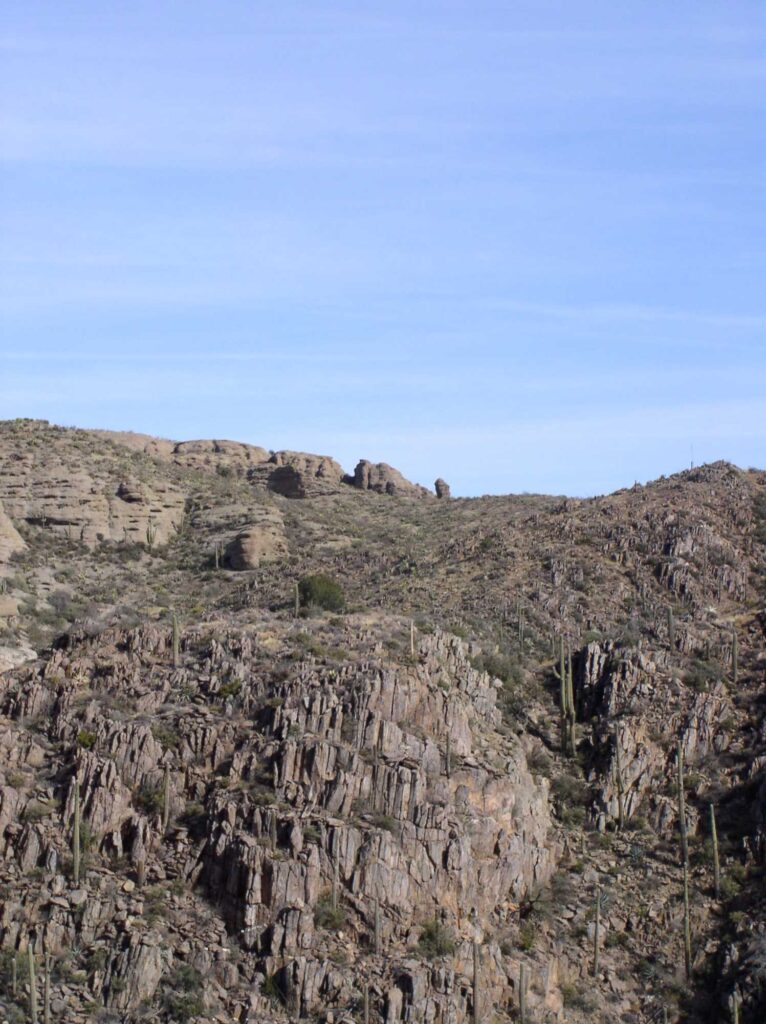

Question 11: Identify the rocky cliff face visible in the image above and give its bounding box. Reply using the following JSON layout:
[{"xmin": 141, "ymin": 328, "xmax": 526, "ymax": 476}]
[
  {"xmin": 0, "ymin": 422, "xmax": 765, "ymax": 1023},
  {"xmin": 0, "ymin": 620, "xmax": 560, "ymax": 1023}
]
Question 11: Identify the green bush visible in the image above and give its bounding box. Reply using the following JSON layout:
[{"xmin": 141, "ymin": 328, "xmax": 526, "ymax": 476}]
[
  {"xmin": 417, "ymin": 919, "xmax": 455, "ymax": 958},
  {"xmin": 314, "ymin": 894, "xmax": 345, "ymax": 930},
  {"xmin": 160, "ymin": 964, "xmax": 205, "ymax": 1021},
  {"xmin": 77, "ymin": 729, "xmax": 97, "ymax": 749},
  {"xmin": 518, "ymin": 920, "xmax": 536, "ymax": 951},
  {"xmin": 298, "ymin": 574, "xmax": 345, "ymax": 612},
  {"xmin": 134, "ymin": 784, "xmax": 163, "ymax": 816}
]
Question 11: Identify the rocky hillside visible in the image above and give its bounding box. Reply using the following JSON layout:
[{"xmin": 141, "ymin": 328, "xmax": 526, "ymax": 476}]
[{"xmin": 0, "ymin": 418, "xmax": 765, "ymax": 1024}]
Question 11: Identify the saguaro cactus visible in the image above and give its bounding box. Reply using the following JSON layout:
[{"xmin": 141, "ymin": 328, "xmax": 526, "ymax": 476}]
[
  {"xmin": 43, "ymin": 953, "xmax": 51, "ymax": 1024},
  {"xmin": 332, "ymin": 845, "xmax": 339, "ymax": 911},
  {"xmin": 710, "ymin": 803, "xmax": 721, "ymax": 899},
  {"xmin": 593, "ymin": 885, "xmax": 601, "ymax": 976},
  {"xmin": 731, "ymin": 629, "xmax": 738, "ymax": 685},
  {"xmin": 294, "ymin": 582, "xmax": 300, "ymax": 618},
  {"xmin": 28, "ymin": 942, "xmax": 38, "ymax": 1024},
  {"xmin": 667, "ymin": 606, "xmax": 675, "ymax": 650},
  {"xmin": 162, "ymin": 764, "xmax": 171, "ymax": 832},
  {"xmin": 677, "ymin": 742, "xmax": 692, "ymax": 978},
  {"xmin": 472, "ymin": 941, "xmax": 480, "ymax": 1024},
  {"xmin": 554, "ymin": 636, "xmax": 576, "ymax": 755},
  {"xmin": 72, "ymin": 783, "xmax": 81, "ymax": 884},
  {"xmin": 682, "ymin": 860, "xmax": 692, "ymax": 979},
  {"xmin": 172, "ymin": 612, "xmax": 180, "ymax": 668},
  {"xmin": 519, "ymin": 963, "xmax": 527, "ymax": 1024},
  {"xmin": 614, "ymin": 731, "xmax": 626, "ymax": 831},
  {"xmin": 374, "ymin": 898, "xmax": 381, "ymax": 954},
  {"xmin": 677, "ymin": 744, "xmax": 689, "ymax": 867}
]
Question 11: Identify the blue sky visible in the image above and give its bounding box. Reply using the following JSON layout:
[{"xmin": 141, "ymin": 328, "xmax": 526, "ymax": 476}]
[{"xmin": 1, "ymin": 1, "xmax": 764, "ymax": 496}]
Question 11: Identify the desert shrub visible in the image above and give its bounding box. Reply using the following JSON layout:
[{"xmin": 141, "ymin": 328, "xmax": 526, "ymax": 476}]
[
  {"xmin": 261, "ymin": 973, "xmax": 284, "ymax": 1004},
  {"xmin": 518, "ymin": 920, "xmax": 536, "ymax": 951},
  {"xmin": 134, "ymin": 784, "xmax": 163, "ymax": 816},
  {"xmin": 684, "ymin": 659, "xmax": 722, "ymax": 693},
  {"xmin": 561, "ymin": 980, "xmax": 596, "ymax": 1010},
  {"xmin": 161, "ymin": 964, "xmax": 205, "ymax": 1021},
  {"xmin": 470, "ymin": 650, "xmax": 521, "ymax": 686},
  {"xmin": 298, "ymin": 574, "xmax": 345, "ymax": 612},
  {"xmin": 527, "ymin": 747, "xmax": 553, "ymax": 775},
  {"xmin": 179, "ymin": 801, "xmax": 207, "ymax": 839},
  {"xmin": 417, "ymin": 919, "xmax": 455, "ymax": 958},
  {"xmin": 142, "ymin": 886, "xmax": 167, "ymax": 925},
  {"xmin": 77, "ymin": 729, "xmax": 97, "ymax": 749},
  {"xmin": 369, "ymin": 813, "xmax": 397, "ymax": 833},
  {"xmin": 219, "ymin": 679, "xmax": 242, "ymax": 700},
  {"xmin": 314, "ymin": 894, "xmax": 345, "ymax": 930},
  {"xmin": 23, "ymin": 798, "xmax": 57, "ymax": 822},
  {"xmin": 552, "ymin": 774, "xmax": 590, "ymax": 808},
  {"xmin": 151, "ymin": 722, "xmax": 180, "ymax": 750}
]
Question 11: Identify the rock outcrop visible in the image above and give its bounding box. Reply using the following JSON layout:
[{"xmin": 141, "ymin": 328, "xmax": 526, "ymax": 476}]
[
  {"xmin": 171, "ymin": 438, "xmax": 271, "ymax": 475},
  {"xmin": 435, "ymin": 478, "xmax": 451, "ymax": 499},
  {"xmin": 0, "ymin": 500, "xmax": 25, "ymax": 568},
  {"xmin": 259, "ymin": 451, "xmax": 345, "ymax": 499},
  {"xmin": 353, "ymin": 460, "xmax": 431, "ymax": 498},
  {"xmin": 225, "ymin": 511, "xmax": 288, "ymax": 569},
  {"xmin": 0, "ymin": 425, "xmax": 185, "ymax": 547}
]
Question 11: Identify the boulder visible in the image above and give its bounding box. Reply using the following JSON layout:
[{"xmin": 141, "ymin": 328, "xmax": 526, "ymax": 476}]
[
  {"xmin": 225, "ymin": 515, "xmax": 288, "ymax": 570},
  {"xmin": 434, "ymin": 478, "xmax": 451, "ymax": 499}
]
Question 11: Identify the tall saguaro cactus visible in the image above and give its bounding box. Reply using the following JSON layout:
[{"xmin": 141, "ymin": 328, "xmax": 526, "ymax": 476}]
[
  {"xmin": 172, "ymin": 612, "xmax": 180, "ymax": 668},
  {"xmin": 72, "ymin": 783, "xmax": 81, "ymax": 885},
  {"xmin": 519, "ymin": 963, "xmax": 527, "ymax": 1024},
  {"xmin": 554, "ymin": 636, "xmax": 576, "ymax": 755},
  {"xmin": 677, "ymin": 743, "xmax": 689, "ymax": 867},
  {"xmin": 472, "ymin": 941, "xmax": 480, "ymax": 1024},
  {"xmin": 374, "ymin": 898, "xmax": 381, "ymax": 955},
  {"xmin": 682, "ymin": 861, "xmax": 692, "ymax": 979},
  {"xmin": 614, "ymin": 731, "xmax": 626, "ymax": 831},
  {"xmin": 710, "ymin": 803, "xmax": 721, "ymax": 899},
  {"xmin": 731, "ymin": 629, "xmax": 738, "ymax": 685},
  {"xmin": 162, "ymin": 763, "xmax": 171, "ymax": 832},
  {"xmin": 43, "ymin": 953, "xmax": 51, "ymax": 1024},
  {"xmin": 331, "ymin": 844, "xmax": 339, "ymax": 912},
  {"xmin": 28, "ymin": 942, "xmax": 38, "ymax": 1024},
  {"xmin": 677, "ymin": 743, "xmax": 692, "ymax": 978},
  {"xmin": 593, "ymin": 885, "xmax": 601, "ymax": 976}
]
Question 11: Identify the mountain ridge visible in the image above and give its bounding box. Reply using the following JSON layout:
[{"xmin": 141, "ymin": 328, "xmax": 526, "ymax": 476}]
[{"xmin": 0, "ymin": 417, "xmax": 765, "ymax": 1022}]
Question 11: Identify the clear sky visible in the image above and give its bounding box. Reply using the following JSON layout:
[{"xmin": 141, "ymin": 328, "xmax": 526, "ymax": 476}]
[{"xmin": 1, "ymin": 2, "xmax": 764, "ymax": 496}]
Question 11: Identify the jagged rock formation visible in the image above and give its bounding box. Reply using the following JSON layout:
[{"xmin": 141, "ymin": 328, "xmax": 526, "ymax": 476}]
[
  {"xmin": 0, "ymin": 620, "xmax": 559, "ymax": 1022},
  {"xmin": 435, "ymin": 478, "xmax": 451, "ymax": 499}
]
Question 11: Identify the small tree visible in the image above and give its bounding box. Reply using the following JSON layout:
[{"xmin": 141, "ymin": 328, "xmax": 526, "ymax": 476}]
[{"xmin": 298, "ymin": 574, "xmax": 345, "ymax": 612}]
